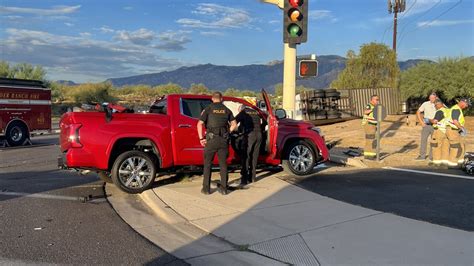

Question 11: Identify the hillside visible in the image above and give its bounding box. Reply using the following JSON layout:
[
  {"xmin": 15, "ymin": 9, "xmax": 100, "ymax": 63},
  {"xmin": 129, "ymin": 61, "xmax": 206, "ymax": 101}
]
[{"xmin": 106, "ymin": 56, "xmax": 431, "ymax": 91}]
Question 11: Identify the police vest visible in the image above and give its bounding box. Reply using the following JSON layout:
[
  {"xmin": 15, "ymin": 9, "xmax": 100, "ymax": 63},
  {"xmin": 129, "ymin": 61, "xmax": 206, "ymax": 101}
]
[
  {"xmin": 243, "ymin": 108, "xmax": 262, "ymax": 133},
  {"xmin": 447, "ymin": 105, "xmax": 465, "ymax": 129},
  {"xmin": 433, "ymin": 107, "xmax": 449, "ymax": 130},
  {"xmin": 205, "ymin": 103, "xmax": 230, "ymax": 136},
  {"xmin": 362, "ymin": 104, "xmax": 377, "ymax": 125}
]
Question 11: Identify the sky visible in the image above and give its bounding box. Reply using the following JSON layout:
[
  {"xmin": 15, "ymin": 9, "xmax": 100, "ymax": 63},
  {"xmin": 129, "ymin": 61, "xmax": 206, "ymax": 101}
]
[{"xmin": 1, "ymin": 0, "xmax": 473, "ymax": 82}]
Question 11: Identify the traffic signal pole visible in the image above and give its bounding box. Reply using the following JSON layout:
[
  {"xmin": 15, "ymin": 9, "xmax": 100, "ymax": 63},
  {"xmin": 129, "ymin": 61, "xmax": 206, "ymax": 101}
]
[
  {"xmin": 262, "ymin": 0, "xmax": 308, "ymax": 118},
  {"xmin": 283, "ymin": 42, "xmax": 297, "ymax": 117}
]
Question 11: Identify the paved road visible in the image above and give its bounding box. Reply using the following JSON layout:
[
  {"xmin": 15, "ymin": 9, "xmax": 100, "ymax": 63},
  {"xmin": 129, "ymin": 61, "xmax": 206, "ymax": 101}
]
[
  {"xmin": 0, "ymin": 135, "xmax": 186, "ymax": 265},
  {"xmin": 280, "ymin": 165, "xmax": 474, "ymax": 231}
]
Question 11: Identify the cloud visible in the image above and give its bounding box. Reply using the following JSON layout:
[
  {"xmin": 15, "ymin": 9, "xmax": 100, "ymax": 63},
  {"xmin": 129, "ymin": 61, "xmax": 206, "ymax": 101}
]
[
  {"xmin": 268, "ymin": 20, "xmax": 279, "ymax": 24},
  {"xmin": 64, "ymin": 22, "xmax": 74, "ymax": 27},
  {"xmin": 417, "ymin": 19, "xmax": 474, "ymax": 28},
  {"xmin": 152, "ymin": 30, "xmax": 192, "ymax": 52},
  {"xmin": 308, "ymin": 10, "xmax": 338, "ymax": 22},
  {"xmin": 97, "ymin": 26, "xmax": 115, "ymax": 33},
  {"xmin": 123, "ymin": 6, "xmax": 133, "ymax": 11},
  {"xmin": 1, "ymin": 28, "xmax": 184, "ymax": 80},
  {"xmin": 177, "ymin": 3, "xmax": 251, "ymax": 29},
  {"xmin": 0, "ymin": 5, "xmax": 80, "ymax": 16},
  {"xmin": 200, "ymin": 31, "xmax": 225, "ymax": 36},
  {"xmin": 115, "ymin": 28, "xmax": 156, "ymax": 45}
]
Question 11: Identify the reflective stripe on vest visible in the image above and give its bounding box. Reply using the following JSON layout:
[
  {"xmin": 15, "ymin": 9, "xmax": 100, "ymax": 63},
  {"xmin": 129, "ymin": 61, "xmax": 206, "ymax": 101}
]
[
  {"xmin": 433, "ymin": 107, "xmax": 449, "ymax": 130},
  {"xmin": 362, "ymin": 104, "xmax": 377, "ymax": 125},
  {"xmin": 447, "ymin": 105, "xmax": 465, "ymax": 129}
]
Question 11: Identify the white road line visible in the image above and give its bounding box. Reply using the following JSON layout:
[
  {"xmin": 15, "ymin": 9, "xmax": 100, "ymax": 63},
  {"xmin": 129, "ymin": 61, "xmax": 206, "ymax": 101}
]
[
  {"xmin": 0, "ymin": 191, "xmax": 106, "ymax": 202},
  {"xmin": 383, "ymin": 167, "xmax": 474, "ymax": 180}
]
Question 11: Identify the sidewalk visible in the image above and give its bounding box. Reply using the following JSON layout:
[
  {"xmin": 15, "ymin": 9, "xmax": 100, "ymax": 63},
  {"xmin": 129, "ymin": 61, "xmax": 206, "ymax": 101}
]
[{"xmin": 147, "ymin": 172, "xmax": 472, "ymax": 265}]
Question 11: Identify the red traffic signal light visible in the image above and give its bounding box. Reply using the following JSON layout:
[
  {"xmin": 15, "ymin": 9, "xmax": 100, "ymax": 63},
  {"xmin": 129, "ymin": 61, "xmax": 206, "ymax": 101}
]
[
  {"xmin": 299, "ymin": 60, "xmax": 318, "ymax": 77},
  {"xmin": 289, "ymin": 0, "xmax": 303, "ymax": 8},
  {"xmin": 284, "ymin": 0, "xmax": 308, "ymax": 44}
]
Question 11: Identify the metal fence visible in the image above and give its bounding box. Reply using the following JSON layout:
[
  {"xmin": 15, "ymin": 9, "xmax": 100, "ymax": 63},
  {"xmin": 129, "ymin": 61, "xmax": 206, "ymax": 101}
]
[{"xmin": 337, "ymin": 88, "xmax": 402, "ymax": 117}]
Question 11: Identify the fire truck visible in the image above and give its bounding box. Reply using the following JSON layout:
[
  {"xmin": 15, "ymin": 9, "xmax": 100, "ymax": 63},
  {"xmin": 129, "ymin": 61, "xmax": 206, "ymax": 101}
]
[{"xmin": 0, "ymin": 78, "xmax": 52, "ymax": 146}]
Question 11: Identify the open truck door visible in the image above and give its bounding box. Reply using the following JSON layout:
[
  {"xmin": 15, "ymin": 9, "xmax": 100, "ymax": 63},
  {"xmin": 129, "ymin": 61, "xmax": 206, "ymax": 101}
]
[{"xmin": 261, "ymin": 89, "xmax": 279, "ymax": 156}]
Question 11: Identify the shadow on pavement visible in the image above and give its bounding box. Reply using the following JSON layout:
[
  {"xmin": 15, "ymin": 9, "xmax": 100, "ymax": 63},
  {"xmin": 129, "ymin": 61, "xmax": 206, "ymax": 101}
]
[{"xmin": 282, "ymin": 166, "xmax": 474, "ymax": 231}]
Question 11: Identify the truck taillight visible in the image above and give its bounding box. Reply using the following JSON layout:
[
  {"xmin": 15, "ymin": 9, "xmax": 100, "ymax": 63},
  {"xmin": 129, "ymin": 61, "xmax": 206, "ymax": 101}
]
[{"xmin": 68, "ymin": 123, "xmax": 82, "ymax": 148}]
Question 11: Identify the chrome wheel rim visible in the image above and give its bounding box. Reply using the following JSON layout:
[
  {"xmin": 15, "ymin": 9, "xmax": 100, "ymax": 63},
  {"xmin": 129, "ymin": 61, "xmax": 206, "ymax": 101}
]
[
  {"xmin": 11, "ymin": 126, "xmax": 23, "ymax": 142},
  {"xmin": 118, "ymin": 156, "xmax": 153, "ymax": 189},
  {"xmin": 289, "ymin": 145, "xmax": 313, "ymax": 173}
]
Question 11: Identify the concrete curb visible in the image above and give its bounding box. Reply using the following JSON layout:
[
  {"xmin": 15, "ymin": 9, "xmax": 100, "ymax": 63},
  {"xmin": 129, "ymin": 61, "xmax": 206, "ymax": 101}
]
[
  {"xmin": 329, "ymin": 153, "xmax": 368, "ymax": 168},
  {"xmin": 106, "ymin": 184, "xmax": 286, "ymax": 265}
]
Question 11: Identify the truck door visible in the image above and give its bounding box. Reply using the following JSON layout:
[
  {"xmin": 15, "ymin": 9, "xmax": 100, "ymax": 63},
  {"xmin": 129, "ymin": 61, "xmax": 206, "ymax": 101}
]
[
  {"xmin": 172, "ymin": 98, "xmax": 211, "ymax": 165},
  {"xmin": 261, "ymin": 89, "xmax": 278, "ymax": 156}
]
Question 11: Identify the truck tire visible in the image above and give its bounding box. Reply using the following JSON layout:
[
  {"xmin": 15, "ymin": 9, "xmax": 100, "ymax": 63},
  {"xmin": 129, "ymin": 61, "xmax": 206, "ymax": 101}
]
[
  {"xmin": 6, "ymin": 121, "xmax": 29, "ymax": 146},
  {"xmin": 111, "ymin": 150, "xmax": 157, "ymax": 194},
  {"xmin": 282, "ymin": 140, "xmax": 317, "ymax": 176},
  {"xmin": 97, "ymin": 171, "xmax": 113, "ymax": 183}
]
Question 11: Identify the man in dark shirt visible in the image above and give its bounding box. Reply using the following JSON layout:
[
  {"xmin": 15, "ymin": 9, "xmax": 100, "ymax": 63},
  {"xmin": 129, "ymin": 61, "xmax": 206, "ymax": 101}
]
[
  {"xmin": 235, "ymin": 105, "xmax": 263, "ymax": 186},
  {"xmin": 197, "ymin": 92, "xmax": 237, "ymax": 195}
]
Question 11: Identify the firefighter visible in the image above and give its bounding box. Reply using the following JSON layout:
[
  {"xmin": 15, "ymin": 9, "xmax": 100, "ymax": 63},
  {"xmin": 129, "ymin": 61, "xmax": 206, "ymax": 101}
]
[
  {"xmin": 445, "ymin": 98, "xmax": 471, "ymax": 168},
  {"xmin": 197, "ymin": 92, "xmax": 237, "ymax": 195},
  {"xmin": 236, "ymin": 104, "xmax": 263, "ymax": 186},
  {"xmin": 362, "ymin": 95, "xmax": 379, "ymax": 159},
  {"xmin": 429, "ymin": 99, "xmax": 449, "ymax": 167}
]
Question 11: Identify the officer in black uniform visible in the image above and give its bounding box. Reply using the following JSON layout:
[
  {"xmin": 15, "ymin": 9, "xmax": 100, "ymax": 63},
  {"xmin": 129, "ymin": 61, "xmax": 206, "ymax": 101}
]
[
  {"xmin": 197, "ymin": 92, "xmax": 237, "ymax": 195},
  {"xmin": 236, "ymin": 104, "xmax": 263, "ymax": 186}
]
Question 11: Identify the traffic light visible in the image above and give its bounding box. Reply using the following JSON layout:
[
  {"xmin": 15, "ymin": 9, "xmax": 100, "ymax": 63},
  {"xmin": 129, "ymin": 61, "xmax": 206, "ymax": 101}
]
[
  {"xmin": 298, "ymin": 60, "xmax": 318, "ymax": 77},
  {"xmin": 283, "ymin": 0, "xmax": 308, "ymax": 44}
]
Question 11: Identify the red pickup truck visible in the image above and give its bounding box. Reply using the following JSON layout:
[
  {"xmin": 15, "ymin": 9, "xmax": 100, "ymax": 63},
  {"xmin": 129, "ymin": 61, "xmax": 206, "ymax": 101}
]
[{"xmin": 59, "ymin": 90, "xmax": 329, "ymax": 193}]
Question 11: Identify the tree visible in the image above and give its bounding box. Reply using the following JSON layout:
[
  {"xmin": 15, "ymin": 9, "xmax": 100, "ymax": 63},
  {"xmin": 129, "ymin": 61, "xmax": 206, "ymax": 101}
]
[
  {"xmin": 154, "ymin": 83, "xmax": 183, "ymax": 95},
  {"xmin": 400, "ymin": 57, "xmax": 474, "ymax": 101},
  {"xmin": 70, "ymin": 82, "xmax": 116, "ymax": 104},
  {"xmin": 189, "ymin": 83, "xmax": 210, "ymax": 94},
  {"xmin": 0, "ymin": 61, "xmax": 47, "ymax": 81},
  {"xmin": 331, "ymin": 43, "xmax": 400, "ymax": 89}
]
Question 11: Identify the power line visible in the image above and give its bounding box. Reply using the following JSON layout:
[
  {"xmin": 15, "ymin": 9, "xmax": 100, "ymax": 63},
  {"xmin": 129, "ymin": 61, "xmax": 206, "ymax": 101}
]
[
  {"xmin": 398, "ymin": 0, "xmax": 442, "ymax": 43},
  {"xmin": 398, "ymin": 0, "xmax": 462, "ymax": 48}
]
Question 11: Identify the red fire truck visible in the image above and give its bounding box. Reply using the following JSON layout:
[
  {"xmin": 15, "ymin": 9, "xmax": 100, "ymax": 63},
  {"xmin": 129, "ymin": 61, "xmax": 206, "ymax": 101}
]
[{"xmin": 0, "ymin": 78, "xmax": 52, "ymax": 146}]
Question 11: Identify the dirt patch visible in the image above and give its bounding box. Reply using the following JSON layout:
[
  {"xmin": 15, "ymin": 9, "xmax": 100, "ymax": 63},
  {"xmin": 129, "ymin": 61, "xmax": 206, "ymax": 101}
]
[{"xmin": 320, "ymin": 115, "xmax": 473, "ymax": 168}]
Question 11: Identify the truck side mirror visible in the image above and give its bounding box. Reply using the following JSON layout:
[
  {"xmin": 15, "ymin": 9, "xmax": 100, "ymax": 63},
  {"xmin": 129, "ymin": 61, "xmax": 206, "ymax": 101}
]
[{"xmin": 275, "ymin": 109, "xmax": 287, "ymax": 120}]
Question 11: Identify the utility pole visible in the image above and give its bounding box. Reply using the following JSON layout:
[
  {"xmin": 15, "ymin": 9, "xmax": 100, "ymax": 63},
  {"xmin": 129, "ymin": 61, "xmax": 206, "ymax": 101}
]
[{"xmin": 388, "ymin": 0, "xmax": 406, "ymax": 54}]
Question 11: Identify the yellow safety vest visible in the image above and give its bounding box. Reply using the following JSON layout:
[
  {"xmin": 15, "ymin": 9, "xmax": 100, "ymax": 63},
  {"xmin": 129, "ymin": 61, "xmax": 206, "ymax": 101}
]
[
  {"xmin": 433, "ymin": 107, "xmax": 449, "ymax": 131},
  {"xmin": 447, "ymin": 104, "xmax": 465, "ymax": 129},
  {"xmin": 362, "ymin": 103, "xmax": 377, "ymax": 125}
]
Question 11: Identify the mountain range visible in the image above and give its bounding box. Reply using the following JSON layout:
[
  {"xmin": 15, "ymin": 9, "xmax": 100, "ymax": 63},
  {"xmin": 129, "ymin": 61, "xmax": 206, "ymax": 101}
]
[{"xmin": 105, "ymin": 55, "xmax": 431, "ymax": 91}]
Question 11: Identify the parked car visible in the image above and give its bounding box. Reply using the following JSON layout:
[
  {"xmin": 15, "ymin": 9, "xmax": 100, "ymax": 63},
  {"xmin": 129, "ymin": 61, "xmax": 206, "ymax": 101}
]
[
  {"xmin": 0, "ymin": 78, "xmax": 51, "ymax": 146},
  {"xmin": 58, "ymin": 90, "xmax": 329, "ymax": 193}
]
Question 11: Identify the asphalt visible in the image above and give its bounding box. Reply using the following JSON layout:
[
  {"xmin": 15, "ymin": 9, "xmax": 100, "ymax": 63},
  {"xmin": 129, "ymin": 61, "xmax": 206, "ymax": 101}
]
[
  {"xmin": 279, "ymin": 165, "xmax": 474, "ymax": 231},
  {"xmin": 0, "ymin": 135, "xmax": 187, "ymax": 265}
]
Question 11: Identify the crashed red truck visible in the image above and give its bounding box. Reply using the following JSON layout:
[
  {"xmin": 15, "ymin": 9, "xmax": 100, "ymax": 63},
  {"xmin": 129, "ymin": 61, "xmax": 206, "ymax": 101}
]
[{"xmin": 58, "ymin": 90, "xmax": 329, "ymax": 193}]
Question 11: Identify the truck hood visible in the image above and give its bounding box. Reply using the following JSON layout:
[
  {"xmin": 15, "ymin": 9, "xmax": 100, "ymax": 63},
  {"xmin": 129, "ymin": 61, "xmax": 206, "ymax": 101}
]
[{"xmin": 277, "ymin": 118, "xmax": 314, "ymax": 129}]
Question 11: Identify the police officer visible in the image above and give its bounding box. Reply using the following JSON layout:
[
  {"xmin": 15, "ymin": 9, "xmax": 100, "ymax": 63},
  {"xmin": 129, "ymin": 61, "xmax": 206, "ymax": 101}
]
[
  {"xmin": 197, "ymin": 92, "xmax": 237, "ymax": 195},
  {"xmin": 446, "ymin": 98, "xmax": 471, "ymax": 168},
  {"xmin": 362, "ymin": 95, "xmax": 379, "ymax": 159},
  {"xmin": 236, "ymin": 104, "xmax": 263, "ymax": 186},
  {"xmin": 429, "ymin": 99, "xmax": 449, "ymax": 167}
]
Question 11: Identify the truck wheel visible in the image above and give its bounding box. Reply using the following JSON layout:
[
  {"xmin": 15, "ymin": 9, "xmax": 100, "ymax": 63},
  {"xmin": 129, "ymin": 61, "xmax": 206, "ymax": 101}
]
[
  {"xmin": 282, "ymin": 140, "xmax": 316, "ymax": 176},
  {"xmin": 97, "ymin": 171, "xmax": 113, "ymax": 183},
  {"xmin": 111, "ymin": 151, "xmax": 157, "ymax": 194},
  {"xmin": 6, "ymin": 122, "xmax": 29, "ymax": 146}
]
